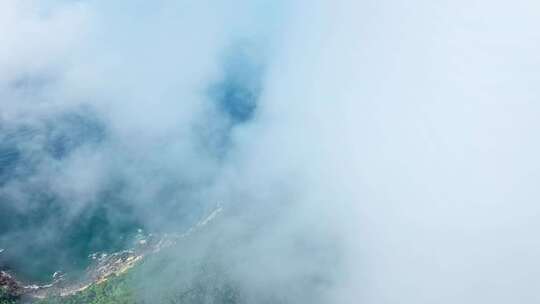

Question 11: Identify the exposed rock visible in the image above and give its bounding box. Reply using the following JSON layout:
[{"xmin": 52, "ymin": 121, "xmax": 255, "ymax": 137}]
[{"xmin": 1, "ymin": 270, "xmax": 24, "ymax": 298}]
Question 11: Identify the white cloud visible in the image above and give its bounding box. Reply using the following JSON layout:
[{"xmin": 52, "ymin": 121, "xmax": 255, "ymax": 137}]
[{"xmin": 1, "ymin": 0, "xmax": 540, "ymax": 303}]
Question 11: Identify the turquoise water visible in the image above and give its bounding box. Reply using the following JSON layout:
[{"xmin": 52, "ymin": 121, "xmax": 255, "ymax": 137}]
[
  {"xmin": 0, "ymin": 57, "xmax": 258, "ymax": 283},
  {"xmin": 0, "ymin": 110, "xmax": 137, "ymax": 283},
  {"xmin": 0, "ymin": 195, "xmax": 142, "ymax": 283}
]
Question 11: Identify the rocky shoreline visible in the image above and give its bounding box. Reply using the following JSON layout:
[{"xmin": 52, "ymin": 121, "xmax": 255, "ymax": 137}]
[
  {"xmin": 0, "ymin": 249, "xmax": 143, "ymax": 302},
  {"xmin": 0, "ymin": 205, "xmax": 222, "ymax": 303}
]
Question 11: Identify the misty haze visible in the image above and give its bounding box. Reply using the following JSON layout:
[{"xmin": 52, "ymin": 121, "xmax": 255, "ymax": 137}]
[{"xmin": 1, "ymin": 1, "xmax": 540, "ymax": 303}]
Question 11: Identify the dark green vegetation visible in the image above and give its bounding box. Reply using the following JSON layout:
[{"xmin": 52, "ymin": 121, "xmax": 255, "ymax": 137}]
[
  {"xmin": 0, "ymin": 287, "xmax": 17, "ymax": 304},
  {"xmin": 36, "ymin": 273, "xmax": 135, "ymax": 304},
  {"xmin": 33, "ymin": 259, "xmax": 241, "ymax": 304}
]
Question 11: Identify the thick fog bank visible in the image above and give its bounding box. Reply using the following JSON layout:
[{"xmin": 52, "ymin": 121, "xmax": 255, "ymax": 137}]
[{"xmin": 1, "ymin": 0, "xmax": 540, "ymax": 303}]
